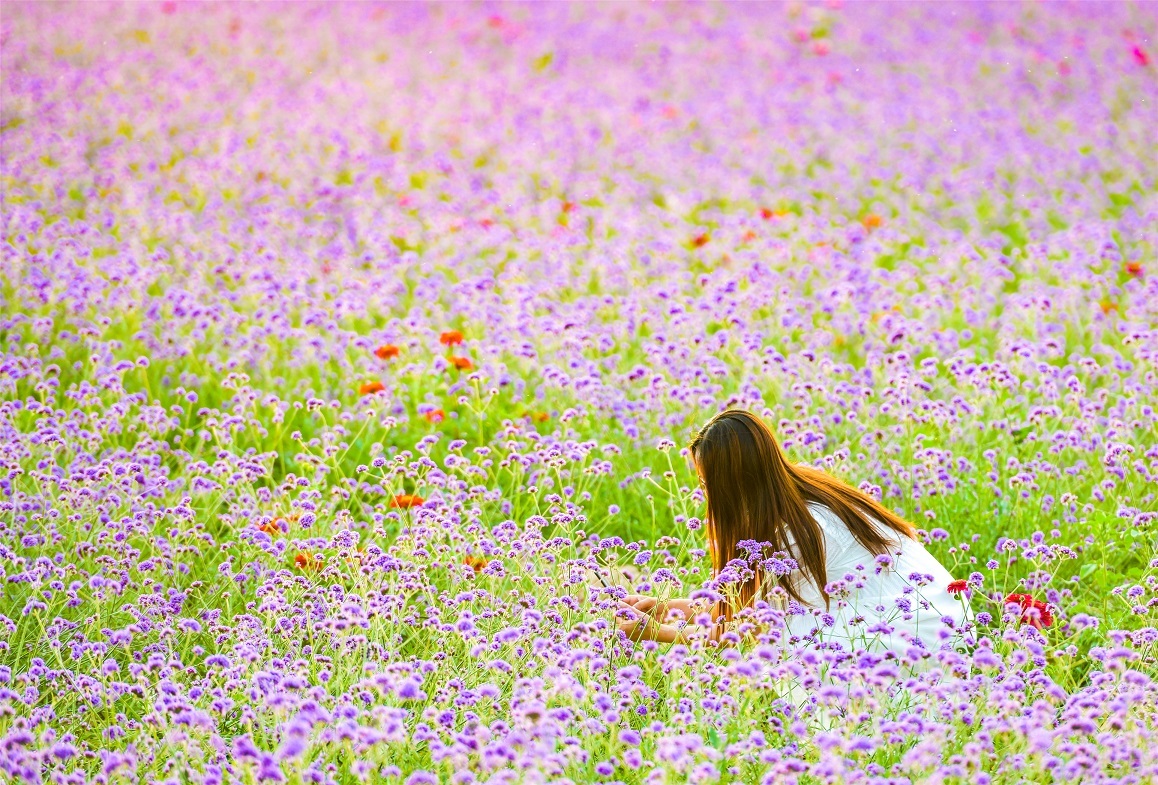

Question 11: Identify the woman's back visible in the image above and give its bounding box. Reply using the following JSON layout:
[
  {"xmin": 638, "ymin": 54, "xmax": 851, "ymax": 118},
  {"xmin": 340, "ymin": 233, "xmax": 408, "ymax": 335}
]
[{"xmin": 762, "ymin": 503, "xmax": 971, "ymax": 657}]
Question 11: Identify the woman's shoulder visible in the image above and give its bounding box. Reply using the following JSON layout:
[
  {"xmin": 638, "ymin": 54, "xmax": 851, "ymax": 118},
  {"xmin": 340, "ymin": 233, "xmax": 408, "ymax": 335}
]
[{"xmin": 805, "ymin": 502, "xmax": 856, "ymax": 543}]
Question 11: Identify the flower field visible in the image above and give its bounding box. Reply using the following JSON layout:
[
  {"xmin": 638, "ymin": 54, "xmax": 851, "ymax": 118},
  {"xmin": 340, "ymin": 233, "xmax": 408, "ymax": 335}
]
[{"xmin": 2, "ymin": 2, "xmax": 1158, "ymax": 783}]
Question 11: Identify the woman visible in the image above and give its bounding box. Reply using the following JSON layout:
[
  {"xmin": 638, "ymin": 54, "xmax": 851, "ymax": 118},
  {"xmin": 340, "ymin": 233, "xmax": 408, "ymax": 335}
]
[{"xmin": 618, "ymin": 409, "xmax": 971, "ymax": 657}]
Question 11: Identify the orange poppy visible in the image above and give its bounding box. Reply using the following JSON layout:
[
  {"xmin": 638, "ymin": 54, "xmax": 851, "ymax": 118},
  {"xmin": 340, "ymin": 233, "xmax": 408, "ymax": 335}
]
[
  {"xmin": 1126, "ymin": 261, "xmax": 1143, "ymax": 277},
  {"xmin": 425, "ymin": 409, "xmax": 445, "ymax": 424},
  {"xmin": 691, "ymin": 233, "xmax": 710, "ymax": 248},
  {"xmin": 439, "ymin": 330, "xmax": 464, "ymax": 346},
  {"xmin": 464, "ymin": 554, "xmax": 489, "ymax": 573},
  {"xmin": 759, "ymin": 207, "xmax": 774, "ymax": 220},
  {"xmin": 450, "ymin": 356, "xmax": 474, "ymax": 371},
  {"xmin": 742, "ymin": 230, "xmax": 757, "ymax": 243},
  {"xmin": 861, "ymin": 213, "xmax": 883, "ymax": 230},
  {"xmin": 375, "ymin": 344, "xmax": 401, "ymax": 360},
  {"xmin": 390, "ymin": 494, "xmax": 424, "ymax": 509},
  {"xmin": 1100, "ymin": 300, "xmax": 1118, "ymax": 315},
  {"xmin": 359, "ymin": 381, "xmax": 385, "ymax": 396},
  {"xmin": 533, "ymin": 412, "xmax": 550, "ymax": 423},
  {"xmin": 258, "ymin": 519, "xmax": 281, "ymax": 536},
  {"xmin": 562, "ymin": 201, "xmax": 576, "ymax": 213}
]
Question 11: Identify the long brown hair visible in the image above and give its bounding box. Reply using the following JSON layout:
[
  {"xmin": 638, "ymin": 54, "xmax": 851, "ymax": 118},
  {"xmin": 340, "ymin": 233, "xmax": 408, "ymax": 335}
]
[{"xmin": 689, "ymin": 409, "xmax": 916, "ymax": 622}]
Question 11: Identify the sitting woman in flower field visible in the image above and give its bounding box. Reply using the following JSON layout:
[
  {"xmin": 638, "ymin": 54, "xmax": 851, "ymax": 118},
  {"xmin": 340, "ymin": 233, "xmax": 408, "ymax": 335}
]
[{"xmin": 617, "ymin": 409, "xmax": 973, "ymax": 656}]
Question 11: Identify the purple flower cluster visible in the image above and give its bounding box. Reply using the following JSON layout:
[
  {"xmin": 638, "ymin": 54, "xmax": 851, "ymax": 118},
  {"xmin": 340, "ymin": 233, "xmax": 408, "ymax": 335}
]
[{"xmin": 2, "ymin": 2, "xmax": 1157, "ymax": 783}]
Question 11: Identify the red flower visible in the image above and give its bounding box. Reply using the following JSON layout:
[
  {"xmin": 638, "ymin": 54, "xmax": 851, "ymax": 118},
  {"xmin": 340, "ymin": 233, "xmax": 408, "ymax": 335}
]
[
  {"xmin": 691, "ymin": 233, "xmax": 710, "ymax": 248},
  {"xmin": 1125, "ymin": 261, "xmax": 1143, "ymax": 278},
  {"xmin": 439, "ymin": 330, "xmax": 464, "ymax": 346},
  {"xmin": 359, "ymin": 381, "xmax": 385, "ymax": 396},
  {"xmin": 464, "ymin": 554, "xmax": 489, "ymax": 573},
  {"xmin": 390, "ymin": 494, "xmax": 424, "ymax": 509},
  {"xmin": 449, "ymin": 356, "xmax": 473, "ymax": 372},
  {"xmin": 1004, "ymin": 593, "xmax": 1053, "ymax": 629},
  {"xmin": 947, "ymin": 580, "xmax": 968, "ymax": 595},
  {"xmin": 424, "ymin": 409, "xmax": 445, "ymax": 424},
  {"xmin": 294, "ymin": 551, "xmax": 321, "ymax": 571},
  {"xmin": 759, "ymin": 207, "xmax": 774, "ymax": 220},
  {"xmin": 1133, "ymin": 46, "xmax": 1149, "ymax": 67},
  {"xmin": 375, "ymin": 344, "xmax": 400, "ymax": 360}
]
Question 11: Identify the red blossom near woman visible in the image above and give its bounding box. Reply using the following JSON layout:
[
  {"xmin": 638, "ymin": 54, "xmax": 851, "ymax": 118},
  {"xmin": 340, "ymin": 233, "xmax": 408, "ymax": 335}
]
[
  {"xmin": 359, "ymin": 381, "xmax": 385, "ymax": 396},
  {"xmin": 439, "ymin": 330, "xmax": 464, "ymax": 346},
  {"xmin": 947, "ymin": 579, "xmax": 969, "ymax": 595},
  {"xmin": 390, "ymin": 493, "xmax": 424, "ymax": 509},
  {"xmin": 449, "ymin": 356, "xmax": 473, "ymax": 372},
  {"xmin": 375, "ymin": 344, "xmax": 400, "ymax": 360},
  {"xmin": 425, "ymin": 409, "xmax": 445, "ymax": 424},
  {"xmin": 1004, "ymin": 592, "xmax": 1053, "ymax": 629}
]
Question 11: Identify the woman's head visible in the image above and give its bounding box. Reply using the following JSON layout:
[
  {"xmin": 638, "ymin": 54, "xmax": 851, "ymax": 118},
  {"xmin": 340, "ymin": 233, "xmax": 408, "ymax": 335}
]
[{"xmin": 689, "ymin": 409, "xmax": 916, "ymax": 620}]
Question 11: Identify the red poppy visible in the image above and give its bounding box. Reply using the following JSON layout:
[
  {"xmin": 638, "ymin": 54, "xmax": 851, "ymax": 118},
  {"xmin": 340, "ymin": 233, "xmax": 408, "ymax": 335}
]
[
  {"xmin": 464, "ymin": 554, "xmax": 489, "ymax": 573},
  {"xmin": 1004, "ymin": 593, "xmax": 1053, "ymax": 629},
  {"xmin": 390, "ymin": 494, "xmax": 424, "ymax": 509},
  {"xmin": 759, "ymin": 207, "xmax": 774, "ymax": 220},
  {"xmin": 1125, "ymin": 261, "xmax": 1143, "ymax": 277},
  {"xmin": 691, "ymin": 233, "xmax": 710, "ymax": 248},
  {"xmin": 439, "ymin": 330, "xmax": 464, "ymax": 346},
  {"xmin": 449, "ymin": 356, "xmax": 473, "ymax": 371},
  {"xmin": 359, "ymin": 381, "xmax": 385, "ymax": 396},
  {"xmin": 375, "ymin": 344, "xmax": 401, "ymax": 360},
  {"xmin": 294, "ymin": 551, "xmax": 321, "ymax": 571},
  {"xmin": 424, "ymin": 409, "xmax": 445, "ymax": 424},
  {"xmin": 947, "ymin": 579, "xmax": 968, "ymax": 595},
  {"xmin": 561, "ymin": 201, "xmax": 576, "ymax": 213}
]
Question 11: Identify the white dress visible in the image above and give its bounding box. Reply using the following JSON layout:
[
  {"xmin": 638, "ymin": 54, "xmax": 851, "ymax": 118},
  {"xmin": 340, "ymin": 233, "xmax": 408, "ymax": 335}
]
[{"xmin": 756, "ymin": 503, "xmax": 971, "ymax": 658}]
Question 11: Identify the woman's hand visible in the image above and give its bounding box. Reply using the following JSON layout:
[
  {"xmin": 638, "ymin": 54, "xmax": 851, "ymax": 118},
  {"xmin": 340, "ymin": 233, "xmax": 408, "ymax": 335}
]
[
  {"xmin": 624, "ymin": 595, "xmax": 694, "ymax": 622},
  {"xmin": 616, "ymin": 601, "xmax": 652, "ymax": 640},
  {"xmin": 616, "ymin": 600, "xmax": 689, "ymax": 644}
]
